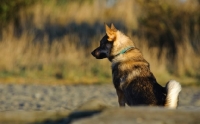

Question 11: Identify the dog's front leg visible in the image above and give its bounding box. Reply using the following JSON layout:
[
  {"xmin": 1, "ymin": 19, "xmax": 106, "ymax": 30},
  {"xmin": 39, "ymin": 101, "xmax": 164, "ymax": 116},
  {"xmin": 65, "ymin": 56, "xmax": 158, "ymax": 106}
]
[{"xmin": 116, "ymin": 88, "xmax": 126, "ymax": 106}]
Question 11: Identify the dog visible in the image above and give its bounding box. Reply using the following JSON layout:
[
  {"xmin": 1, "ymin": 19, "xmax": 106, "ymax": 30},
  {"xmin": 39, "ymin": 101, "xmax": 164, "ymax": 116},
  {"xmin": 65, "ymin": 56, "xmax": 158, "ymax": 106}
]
[{"xmin": 91, "ymin": 23, "xmax": 181, "ymax": 108}]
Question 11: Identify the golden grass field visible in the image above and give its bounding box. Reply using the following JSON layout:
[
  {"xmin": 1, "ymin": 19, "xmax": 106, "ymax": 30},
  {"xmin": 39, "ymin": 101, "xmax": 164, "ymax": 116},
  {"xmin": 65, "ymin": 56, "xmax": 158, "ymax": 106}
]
[{"xmin": 0, "ymin": 0, "xmax": 199, "ymax": 85}]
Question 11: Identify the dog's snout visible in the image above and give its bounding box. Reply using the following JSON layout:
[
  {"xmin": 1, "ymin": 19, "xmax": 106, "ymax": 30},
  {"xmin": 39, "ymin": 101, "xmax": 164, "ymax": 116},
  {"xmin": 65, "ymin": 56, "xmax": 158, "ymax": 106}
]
[
  {"xmin": 91, "ymin": 46, "xmax": 108, "ymax": 59},
  {"xmin": 91, "ymin": 49, "xmax": 100, "ymax": 57}
]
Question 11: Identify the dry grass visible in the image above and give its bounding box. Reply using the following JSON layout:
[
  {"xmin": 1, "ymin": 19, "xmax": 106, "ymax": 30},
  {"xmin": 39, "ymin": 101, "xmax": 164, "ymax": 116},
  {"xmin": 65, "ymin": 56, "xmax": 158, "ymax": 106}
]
[
  {"xmin": 0, "ymin": 0, "xmax": 199, "ymax": 85},
  {"xmin": 0, "ymin": 26, "xmax": 111, "ymax": 85}
]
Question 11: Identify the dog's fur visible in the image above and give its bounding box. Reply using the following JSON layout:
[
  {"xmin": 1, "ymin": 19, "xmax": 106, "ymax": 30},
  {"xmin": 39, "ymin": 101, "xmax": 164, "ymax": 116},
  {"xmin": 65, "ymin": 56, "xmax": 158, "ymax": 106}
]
[{"xmin": 91, "ymin": 24, "xmax": 181, "ymax": 108}]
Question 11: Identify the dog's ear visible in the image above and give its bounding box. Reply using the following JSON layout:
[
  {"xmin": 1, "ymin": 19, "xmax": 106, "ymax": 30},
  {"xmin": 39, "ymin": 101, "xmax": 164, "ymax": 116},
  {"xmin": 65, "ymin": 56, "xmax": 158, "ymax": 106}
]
[
  {"xmin": 105, "ymin": 23, "xmax": 116, "ymax": 42},
  {"xmin": 111, "ymin": 23, "xmax": 117, "ymax": 31}
]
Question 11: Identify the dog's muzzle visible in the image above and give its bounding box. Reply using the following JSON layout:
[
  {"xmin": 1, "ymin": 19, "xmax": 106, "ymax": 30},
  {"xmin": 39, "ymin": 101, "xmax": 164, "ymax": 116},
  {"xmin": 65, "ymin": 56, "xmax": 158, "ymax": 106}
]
[
  {"xmin": 91, "ymin": 49, "xmax": 100, "ymax": 58},
  {"xmin": 91, "ymin": 48, "xmax": 107, "ymax": 59}
]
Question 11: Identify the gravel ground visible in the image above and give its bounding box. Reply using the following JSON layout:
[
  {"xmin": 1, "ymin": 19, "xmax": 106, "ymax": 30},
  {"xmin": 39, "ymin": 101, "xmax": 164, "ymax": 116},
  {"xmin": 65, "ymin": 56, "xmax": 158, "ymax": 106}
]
[{"xmin": 0, "ymin": 84, "xmax": 200, "ymax": 111}]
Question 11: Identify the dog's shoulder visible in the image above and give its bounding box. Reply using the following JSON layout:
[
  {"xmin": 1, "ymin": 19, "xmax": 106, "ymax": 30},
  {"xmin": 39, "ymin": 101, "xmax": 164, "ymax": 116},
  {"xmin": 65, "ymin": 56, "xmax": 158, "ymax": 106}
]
[{"xmin": 111, "ymin": 51, "xmax": 152, "ymax": 88}]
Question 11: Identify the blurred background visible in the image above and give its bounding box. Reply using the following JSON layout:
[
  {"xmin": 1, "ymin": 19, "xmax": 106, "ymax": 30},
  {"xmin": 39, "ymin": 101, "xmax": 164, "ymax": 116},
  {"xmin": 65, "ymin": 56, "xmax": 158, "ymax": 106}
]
[{"xmin": 0, "ymin": 0, "xmax": 199, "ymax": 85}]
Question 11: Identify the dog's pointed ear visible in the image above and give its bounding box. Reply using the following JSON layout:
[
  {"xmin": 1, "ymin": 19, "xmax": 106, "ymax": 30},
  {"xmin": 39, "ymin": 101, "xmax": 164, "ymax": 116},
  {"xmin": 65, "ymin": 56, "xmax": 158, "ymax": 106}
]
[
  {"xmin": 111, "ymin": 23, "xmax": 117, "ymax": 31},
  {"xmin": 105, "ymin": 23, "xmax": 111, "ymax": 34},
  {"xmin": 105, "ymin": 23, "xmax": 116, "ymax": 42}
]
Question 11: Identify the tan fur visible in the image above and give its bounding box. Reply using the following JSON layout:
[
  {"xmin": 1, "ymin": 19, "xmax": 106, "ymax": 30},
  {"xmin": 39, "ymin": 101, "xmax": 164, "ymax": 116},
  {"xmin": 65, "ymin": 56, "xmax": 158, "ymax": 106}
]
[
  {"xmin": 105, "ymin": 24, "xmax": 116, "ymax": 41},
  {"xmin": 105, "ymin": 24, "xmax": 135, "ymax": 58}
]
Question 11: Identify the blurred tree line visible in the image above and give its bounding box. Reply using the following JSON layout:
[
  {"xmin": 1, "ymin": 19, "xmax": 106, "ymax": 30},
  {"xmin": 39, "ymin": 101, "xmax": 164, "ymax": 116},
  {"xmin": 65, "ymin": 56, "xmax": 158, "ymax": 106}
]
[
  {"xmin": 137, "ymin": 0, "xmax": 200, "ymax": 59},
  {"xmin": 136, "ymin": 0, "xmax": 200, "ymax": 76},
  {"xmin": 0, "ymin": 0, "xmax": 37, "ymax": 28},
  {"xmin": 1, "ymin": 0, "xmax": 199, "ymax": 50}
]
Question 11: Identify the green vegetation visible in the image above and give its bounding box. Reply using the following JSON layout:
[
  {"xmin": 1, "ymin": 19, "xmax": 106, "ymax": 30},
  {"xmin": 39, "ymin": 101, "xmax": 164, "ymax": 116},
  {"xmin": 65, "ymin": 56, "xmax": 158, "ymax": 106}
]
[
  {"xmin": 0, "ymin": 0, "xmax": 37, "ymax": 28},
  {"xmin": 0, "ymin": 0, "xmax": 199, "ymax": 85}
]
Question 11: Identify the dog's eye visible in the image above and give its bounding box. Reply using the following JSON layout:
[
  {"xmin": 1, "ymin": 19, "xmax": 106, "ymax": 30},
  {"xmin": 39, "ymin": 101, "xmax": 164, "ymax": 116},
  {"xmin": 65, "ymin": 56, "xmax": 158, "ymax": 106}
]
[{"xmin": 106, "ymin": 43, "xmax": 112, "ymax": 48}]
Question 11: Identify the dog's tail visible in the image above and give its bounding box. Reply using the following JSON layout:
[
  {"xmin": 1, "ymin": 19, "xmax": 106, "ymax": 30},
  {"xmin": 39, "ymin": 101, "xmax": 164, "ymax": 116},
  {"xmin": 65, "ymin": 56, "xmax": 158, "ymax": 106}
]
[{"xmin": 165, "ymin": 80, "xmax": 182, "ymax": 109}]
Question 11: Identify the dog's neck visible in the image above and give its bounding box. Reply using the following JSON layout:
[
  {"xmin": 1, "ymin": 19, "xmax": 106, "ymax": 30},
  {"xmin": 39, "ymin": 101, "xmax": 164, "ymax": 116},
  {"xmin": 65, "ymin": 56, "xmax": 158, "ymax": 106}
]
[{"xmin": 108, "ymin": 46, "xmax": 135, "ymax": 61}]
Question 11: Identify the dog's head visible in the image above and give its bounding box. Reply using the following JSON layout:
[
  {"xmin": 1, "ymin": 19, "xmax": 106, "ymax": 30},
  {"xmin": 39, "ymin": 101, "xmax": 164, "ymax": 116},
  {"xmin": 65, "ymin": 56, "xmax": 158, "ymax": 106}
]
[
  {"xmin": 91, "ymin": 23, "xmax": 135, "ymax": 61},
  {"xmin": 91, "ymin": 34, "xmax": 113, "ymax": 59},
  {"xmin": 91, "ymin": 23, "xmax": 118, "ymax": 60}
]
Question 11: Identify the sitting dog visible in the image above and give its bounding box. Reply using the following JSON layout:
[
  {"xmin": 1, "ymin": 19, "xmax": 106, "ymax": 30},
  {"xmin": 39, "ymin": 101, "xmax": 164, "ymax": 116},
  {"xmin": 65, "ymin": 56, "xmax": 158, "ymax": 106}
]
[{"xmin": 91, "ymin": 23, "xmax": 181, "ymax": 108}]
